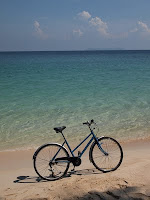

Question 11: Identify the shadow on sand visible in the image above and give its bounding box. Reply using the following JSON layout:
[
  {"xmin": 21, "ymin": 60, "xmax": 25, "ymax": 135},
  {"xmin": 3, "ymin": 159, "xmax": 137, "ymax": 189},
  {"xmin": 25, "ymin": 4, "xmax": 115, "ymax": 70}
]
[
  {"xmin": 63, "ymin": 186, "xmax": 150, "ymax": 200},
  {"xmin": 13, "ymin": 175, "xmax": 45, "ymax": 183},
  {"xmin": 13, "ymin": 168, "xmax": 101, "ymax": 183}
]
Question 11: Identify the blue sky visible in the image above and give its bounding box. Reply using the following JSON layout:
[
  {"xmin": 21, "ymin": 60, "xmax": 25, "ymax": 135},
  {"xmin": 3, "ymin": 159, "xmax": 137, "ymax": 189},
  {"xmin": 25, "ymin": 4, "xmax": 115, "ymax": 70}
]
[{"xmin": 0, "ymin": 0, "xmax": 150, "ymax": 51}]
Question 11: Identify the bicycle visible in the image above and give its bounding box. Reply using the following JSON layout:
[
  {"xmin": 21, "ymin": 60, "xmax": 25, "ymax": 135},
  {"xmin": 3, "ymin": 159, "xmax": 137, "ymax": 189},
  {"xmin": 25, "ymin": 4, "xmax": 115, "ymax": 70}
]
[{"xmin": 33, "ymin": 119, "xmax": 123, "ymax": 181}]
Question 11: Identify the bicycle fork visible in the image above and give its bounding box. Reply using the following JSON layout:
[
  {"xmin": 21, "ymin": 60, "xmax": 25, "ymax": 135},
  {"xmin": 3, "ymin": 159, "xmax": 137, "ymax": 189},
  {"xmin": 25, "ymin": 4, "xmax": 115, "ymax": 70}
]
[{"xmin": 94, "ymin": 136, "xmax": 109, "ymax": 156}]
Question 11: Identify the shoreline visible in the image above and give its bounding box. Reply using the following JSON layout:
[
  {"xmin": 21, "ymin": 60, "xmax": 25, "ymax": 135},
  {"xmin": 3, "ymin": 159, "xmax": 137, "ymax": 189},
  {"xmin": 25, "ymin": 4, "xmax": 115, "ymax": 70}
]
[{"xmin": 0, "ymin": 135, "xmax": 150, "ymax": 153}]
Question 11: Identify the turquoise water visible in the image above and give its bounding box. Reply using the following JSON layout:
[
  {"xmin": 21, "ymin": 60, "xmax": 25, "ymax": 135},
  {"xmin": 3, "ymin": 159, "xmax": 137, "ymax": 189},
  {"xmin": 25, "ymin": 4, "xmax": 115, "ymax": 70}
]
[{"xmin": 0, "ymin": 51, "xmax": 150, "ymax": 151}]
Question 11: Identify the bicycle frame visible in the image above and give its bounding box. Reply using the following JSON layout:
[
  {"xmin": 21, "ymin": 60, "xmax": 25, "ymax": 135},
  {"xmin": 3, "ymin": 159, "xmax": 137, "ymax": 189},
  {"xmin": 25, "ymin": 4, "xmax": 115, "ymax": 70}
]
[{"xmin": 60, "ymin": 129, "xmax": 107, "ymax": 158}]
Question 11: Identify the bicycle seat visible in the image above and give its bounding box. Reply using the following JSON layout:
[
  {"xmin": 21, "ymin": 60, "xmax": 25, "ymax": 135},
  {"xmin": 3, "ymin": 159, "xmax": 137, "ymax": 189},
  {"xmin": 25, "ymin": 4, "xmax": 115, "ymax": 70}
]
[{"xmin": 54, "ymin": 126, "xmax": 66, "ymax": 133}]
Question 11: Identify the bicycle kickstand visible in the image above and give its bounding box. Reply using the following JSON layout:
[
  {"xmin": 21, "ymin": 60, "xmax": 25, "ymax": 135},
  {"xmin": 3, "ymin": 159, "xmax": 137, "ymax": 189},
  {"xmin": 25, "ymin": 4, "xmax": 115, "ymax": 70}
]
[{"xmin": 71, "ymin": 165, "xmax": 76, "ymax": 172}]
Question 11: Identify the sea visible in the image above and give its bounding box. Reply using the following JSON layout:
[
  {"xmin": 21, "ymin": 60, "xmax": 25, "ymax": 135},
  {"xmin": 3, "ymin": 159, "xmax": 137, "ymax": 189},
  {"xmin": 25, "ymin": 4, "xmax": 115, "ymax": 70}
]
[{"xmin": 0, "ymin": 50, "xmax": 150, "ymax": 151}]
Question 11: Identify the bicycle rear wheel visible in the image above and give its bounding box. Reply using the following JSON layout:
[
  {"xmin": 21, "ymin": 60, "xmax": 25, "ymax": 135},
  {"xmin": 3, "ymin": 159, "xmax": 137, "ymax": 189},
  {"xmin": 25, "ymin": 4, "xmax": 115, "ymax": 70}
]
[
  {"xmin": 90, "ymin": 137, "xmax": 123, "ymax": 172},
  {"xmin": 33, "ymin": 143, "xmax": 70, "ymax": 181}
]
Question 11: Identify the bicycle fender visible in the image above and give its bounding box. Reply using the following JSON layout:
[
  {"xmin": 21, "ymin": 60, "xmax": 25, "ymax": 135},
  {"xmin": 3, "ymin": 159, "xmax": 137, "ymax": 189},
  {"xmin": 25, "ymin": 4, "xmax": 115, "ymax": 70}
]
[
  {"xmin": 33, "ymin": 143, "xmax": 68, "ymax": 160},
  {"xmin": 89, "ymin": 136, "xmax": 105, "ymax": 162}
]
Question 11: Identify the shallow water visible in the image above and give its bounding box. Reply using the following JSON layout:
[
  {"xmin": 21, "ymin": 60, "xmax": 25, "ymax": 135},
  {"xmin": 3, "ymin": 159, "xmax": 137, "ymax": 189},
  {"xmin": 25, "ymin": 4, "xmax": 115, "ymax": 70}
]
[{"xmin": 0, "ymin": 51, "xmax": 150, "ymax": 151}]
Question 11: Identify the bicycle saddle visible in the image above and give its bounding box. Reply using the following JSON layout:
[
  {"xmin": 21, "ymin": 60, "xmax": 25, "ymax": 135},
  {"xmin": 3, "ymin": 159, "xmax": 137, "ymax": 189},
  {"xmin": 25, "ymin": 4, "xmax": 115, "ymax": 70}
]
[{"xmin": 54, "ymin": 126, "xmax": 66, "ymax": 133}]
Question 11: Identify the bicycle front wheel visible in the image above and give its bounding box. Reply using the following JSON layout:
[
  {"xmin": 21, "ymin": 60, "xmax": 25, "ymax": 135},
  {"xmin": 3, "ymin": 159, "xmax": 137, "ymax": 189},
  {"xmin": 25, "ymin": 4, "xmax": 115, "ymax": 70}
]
[
  {"xmin": 90, "ymin": 137, "xmax": 123, "ymax": 173},
  {"xmin": 33, "ymin": 143, "xmax": 70, "ymax": 181}
]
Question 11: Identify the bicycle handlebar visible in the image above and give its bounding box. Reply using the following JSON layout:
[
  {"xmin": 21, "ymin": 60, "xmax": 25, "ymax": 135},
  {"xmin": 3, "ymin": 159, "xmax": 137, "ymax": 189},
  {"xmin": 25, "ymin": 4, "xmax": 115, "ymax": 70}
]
[{"xmin": 83, "ymin": 119, "xmax": 95, "ymax": 127}]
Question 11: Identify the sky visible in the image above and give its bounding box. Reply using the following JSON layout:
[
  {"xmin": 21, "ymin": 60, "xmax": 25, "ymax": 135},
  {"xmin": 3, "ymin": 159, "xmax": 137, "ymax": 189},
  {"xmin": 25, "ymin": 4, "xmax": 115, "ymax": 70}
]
[{"xmin": 0, "ymin": 0, "xmax": 150, "ymax": 51}]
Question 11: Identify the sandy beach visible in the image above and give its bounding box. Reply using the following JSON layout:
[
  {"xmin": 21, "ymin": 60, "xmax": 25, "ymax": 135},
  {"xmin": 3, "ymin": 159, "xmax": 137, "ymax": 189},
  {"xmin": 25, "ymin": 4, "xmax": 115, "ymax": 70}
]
[{"xmin": 0, "ymin": 139, "xmax": 150, "ymax": 200}]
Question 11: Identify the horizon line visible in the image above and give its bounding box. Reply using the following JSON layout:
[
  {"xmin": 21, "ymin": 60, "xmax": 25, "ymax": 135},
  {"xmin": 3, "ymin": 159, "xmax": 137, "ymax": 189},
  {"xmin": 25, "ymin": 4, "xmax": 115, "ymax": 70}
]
[{"xmin": 1, "ymin": 49, "xmax": 150, "ymax": 53}]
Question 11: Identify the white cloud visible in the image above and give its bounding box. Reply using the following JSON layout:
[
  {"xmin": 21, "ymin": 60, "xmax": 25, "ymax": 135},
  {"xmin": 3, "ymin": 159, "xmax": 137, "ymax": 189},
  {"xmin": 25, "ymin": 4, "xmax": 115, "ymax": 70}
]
[
  {"xmin": 89, "ymin": 17, "xmax": 110, "ymax": 37},
  {"xmin": 138, "ymin": 21, "xmax": 150, "ymax": 34},
  {"xmin": 130, "ymin": 28, "xmax": 138, "ymax": 33},
  {"xmin": 129, "ymin": 21, "xmax": 150, "ymax": 37},
  {"xmin": 75, "ymin": 11, "xmax": 132, "ymax": 39},
  {"xmin": 76, "ymin": 11, "xmax": 110, "ymax": 37},
  {"xmin": 78, "ymin": 11, "xmax": 91, "ymax": 20},
  {"xmin": 73, "ymin": 29, "xmax": 83, "ymax": 37},
  {"xmin": 34, "ymin": 20, "xmax": 48, "ymax": 40}
]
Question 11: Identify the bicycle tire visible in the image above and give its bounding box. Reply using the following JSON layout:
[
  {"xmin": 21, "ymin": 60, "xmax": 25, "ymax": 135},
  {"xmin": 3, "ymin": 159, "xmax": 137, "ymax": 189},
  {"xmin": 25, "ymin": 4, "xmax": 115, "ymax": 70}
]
[
  {"xmin": 90, "ymin": 137, "xmax": 123, "ymax": 173},
  {"xmin": 33, "ymin": 143, "xmax": 70, "ymax": 181}
]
